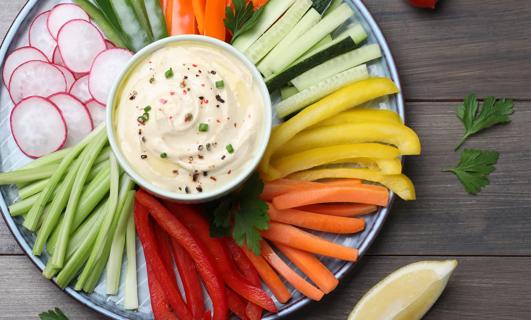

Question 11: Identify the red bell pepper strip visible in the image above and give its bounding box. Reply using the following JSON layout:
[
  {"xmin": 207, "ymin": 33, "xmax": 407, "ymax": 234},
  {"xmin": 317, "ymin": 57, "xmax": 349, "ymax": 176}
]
[
  {"xmin": 136, "ymin": 190, "xmax": 228, "ymax": 320},
  {"xmin": 227, "ymin": 288, "xmax": 249, "ymax": 320},
  {"xmin": 153, "ymin": 221, "xmax": 176, "ymax": 277},
  {"xmin": 165, "ymin": 202, "xmax": 278, "ymax": 313},
  {"xmin": 146, "ymin": 262, "xmax": 177, "ymax": 320},
  {"xmin": 204, "ymin": 311, "xmax": 212, "ymax": 320},
  {"xmin": 168, "ymin": 0, "xmax": 196, "ymax": 35},
  {"xmin": 224, "ymin": 238, "xmax": 263, "ymax": 320},
  {"xmin": 408, "ymin": 0, "xmax": 438, "ymax": 9},
  {"xmin": 171, "ymin": 239, "xmax": 206, "ymax": 318},
  {"xmin": 135, "ymin": 202, "xmax": 192, "ymax": 320}
]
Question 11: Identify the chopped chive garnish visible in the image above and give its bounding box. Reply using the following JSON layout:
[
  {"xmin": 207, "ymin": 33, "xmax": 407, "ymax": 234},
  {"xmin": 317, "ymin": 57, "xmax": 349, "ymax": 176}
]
[
  {"xmin": 216, "ymin": 80, "xmax": 225, "ymax": 89},
  {"xmin": 160, "ymin": 152, "xmax": 168, "ymax": 158},
  {"xmin": 144, "ymin": 105, "xmax": 152, "ymax": 112},
  {"xmin": 165, "ymin": 68, "xmax": 174, "ymax": 79},
  {"xmin": 143, "ymin": 112, "xmax": 150, "ymax": 121},
  {"xmin": 198, "ymin": 123, "xmax": 209, "ymax": 132},
  {"xmin": 226, "ymin": 144, "xmax": 234, "ymax": 154},
  {"xmin": 137, "ymin": 115, "xmax": 147, "ymax": 124}
]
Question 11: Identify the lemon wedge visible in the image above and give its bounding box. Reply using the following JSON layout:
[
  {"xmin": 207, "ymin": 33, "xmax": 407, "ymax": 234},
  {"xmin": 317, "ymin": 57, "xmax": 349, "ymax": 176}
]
[{"xmin": 348, "ymin": 260, "xmax": 458, "ymax": 320}]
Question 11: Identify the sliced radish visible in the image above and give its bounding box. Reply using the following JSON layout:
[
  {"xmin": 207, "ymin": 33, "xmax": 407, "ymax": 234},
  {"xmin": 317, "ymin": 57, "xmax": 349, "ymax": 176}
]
[
  {"xmin": 105, "ymin": 40, "xmax": 116, "ymax": 49},
  {"xmin": 29, "ymin": 11, "xmax": 56, "ymax": 60},
  {"xmin": 89, "ymin": 49, "xmax": 133, "ymax": 104},
  {"xmin": 47, "ymin": 3, "xmax": 89, "ymax": 40},
  {"xmin": 53, "ymin": 47, "xmax": 87, "ymax": 79},
  {"xmin": 70, "ymin": 75, "xmax": 91, "ymax": 103},
  {"xmin": 3, "ymin": 46, "xmax": 48, "ymax": 86},
  {"xmin": 10, "ymin": 96, "xmax": 67, "ymax": 158},
  {"xmin": 9, "ymin": 60, "xmax": 66, "ymax": 104},
  {"xmin": 57, "ymin": 20, "xmax": 106, "ymax": 73},
  {"xmin": 49, "ymin": 93, "xmax": 93, "ymax": 147},
  {"xmin": 54, "ymin": 65, "xmax": 75, "ymax": 91},
  {"xmin": 86, "ymin": 99, "xmax": 106, "ymax": 127}
]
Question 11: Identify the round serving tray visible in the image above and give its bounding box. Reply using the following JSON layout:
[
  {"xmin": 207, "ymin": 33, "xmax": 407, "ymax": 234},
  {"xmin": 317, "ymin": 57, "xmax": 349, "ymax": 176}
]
[{"xmin": 0, "ymin": 0, "xmax": 403, "ymax": 319}]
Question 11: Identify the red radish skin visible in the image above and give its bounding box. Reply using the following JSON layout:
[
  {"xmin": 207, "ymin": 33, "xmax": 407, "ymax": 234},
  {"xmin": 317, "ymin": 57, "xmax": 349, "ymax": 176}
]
[
  {"xmin": 8, "ymin": 60, "xmax": 66, "ymax": 104},
  {"xmin": 105, "ymin": 40, "xmax": 116, "ymax": 49},
  {"xmin": 49, "ymin": 93, "xmax": 94, "ymax": 146},
  {"xmin": 70, "ymin": 75, "xmax": 92, "ymax": 103},
  {"xmin": 85, "ymin": 99, "xmax": 106, "ymax": 127},
  {"xmin": 89, "ymin": 49, "xmax": 133, "ymax": 104},
  {"xmin": 10, "ymin": 96, "xmax": 67, "ymax": 158},
  {"xmin": 47, "ymin": 3, "xmax": 90, "ymax": 39},
  {"xmin": 54, "ymin": 65, "xmax": 76, "ymax": 91},
  {"xmin": 28, "ymin": 11, "xmax": 56, "ymax": 60},
  {"xmin": 409, "ymin": 0, "xmax": 438, "ymax": 9},
  {"xmin": 2, "ymin": 46, "xmax": 48, "ymax": 86},
  {"xmin": 57, "ymin": 19, "xmax": 106, "ymax": 73}
]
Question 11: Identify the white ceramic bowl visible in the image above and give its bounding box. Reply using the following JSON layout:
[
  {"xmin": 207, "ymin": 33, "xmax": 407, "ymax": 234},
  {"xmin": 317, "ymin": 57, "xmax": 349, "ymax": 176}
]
[{"xmin": 106, "ymin": 35, "xmax": 272, "ymax": 203}]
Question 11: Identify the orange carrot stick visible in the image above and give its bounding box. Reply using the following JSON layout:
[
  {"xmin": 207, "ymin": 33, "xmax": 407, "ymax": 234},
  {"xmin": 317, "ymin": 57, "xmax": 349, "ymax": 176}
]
[
  {"xmin": 273, "ymin": 185, "xmax": 389, "ymax": 210},
  {"xmin": 253, "ymin": 0, "xmax": 268, "ymax": 9},
  {"xmin": 261, "ymin": 179, "xmax": 361, "ymax": 201},
  {"xmin": 261, "ymin": 242, "xmax": 324, "ymax": 301},
  {"xmin": 299, "ymin": 203, "xmax": 378, "ymax": 217},
  {"xmin": 274, "ymin": 243, "xmax": 338, "ymax": 294},
  {"xmin": 262, "ymin": 223, "xmax": 359, "ymax": 261},
  {"xmin": 242, "ymin": 246, "xmax": 292, "ymax": 304},
  {"xmin": 267, "ymin": 204, "xmax": 365, "ymax": 234},
  {"xmin": 193, "ymin": 0, "xmax": 207, "ymax": 34},
  {"xmin": 204, "ymin": 0, "xmax": 226, "ymax": 40},
  {"xmin": 165, "ymin": 0, "xmax": 174, "ymax": 34}
]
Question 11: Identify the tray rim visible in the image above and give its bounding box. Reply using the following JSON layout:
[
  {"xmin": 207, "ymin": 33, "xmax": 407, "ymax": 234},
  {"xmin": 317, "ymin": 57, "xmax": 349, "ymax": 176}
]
[{"xmin": 0, "ymin": 0, "xmax": 404, "ymax": 319}]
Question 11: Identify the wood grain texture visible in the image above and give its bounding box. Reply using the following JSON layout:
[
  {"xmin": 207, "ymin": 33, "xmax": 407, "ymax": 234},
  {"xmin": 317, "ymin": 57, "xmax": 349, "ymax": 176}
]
[
  {"xmin": 294, "ymin": 256, "xmax": 531, "ymax": 319},
  {"xmin": 363, "ymin": 0, "xmax": 531, "ymax": 100}
]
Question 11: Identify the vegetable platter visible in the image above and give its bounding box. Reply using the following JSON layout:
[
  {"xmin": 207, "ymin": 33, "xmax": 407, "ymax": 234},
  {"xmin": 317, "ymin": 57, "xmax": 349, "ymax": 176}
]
[{"xmin": 0, "ymin": 0, "xmax": 414, "ymax": 319}]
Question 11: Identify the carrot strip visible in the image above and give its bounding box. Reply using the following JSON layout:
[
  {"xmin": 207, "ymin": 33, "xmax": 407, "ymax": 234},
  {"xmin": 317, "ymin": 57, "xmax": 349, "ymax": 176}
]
[
  {"xmin": 204, "ymin": 0, "xmax": 226, "ymax": 40},
  {"xmin": 267, "ymin": 203, "xmax": 365, "ymax": 234},
  {"xmin": 160, "ymin": 0, "xmax": 169, "ymax": 13},
  {"xmin": 242, "ymin": 246, "xmax": 291, "ymax": 304},
  {"xmin": 165, "ymin": 0, "xmax": 174, "ymax": 34},
  {"xmin": 261, "ymin": 242, "xmax": 324, "ymax": 301},
  {"xmin": 170, "ymin": 0, "xmax": 197, "ymax": 35},
  {"xmin": 274, "ymin": 243, "xmax": 338, "ymax": 294},
  {"xmin": 300, "ymin": 203, "xmax": 378, "ymax": 217},
  {"xmin": 253, "ymin": 0, "xmax": 268, "ymax": 8},
  {"xmin": 261, "ymin": 179, "xmax": 361, "ymax": 201},
  {"xmin": 262, "ymin": 223, "xmax": 359, "ymax": 261},
  {"xmin": 273, "ymin": 185, "xmax": 389, "ymax": 209},
  {"xmin": 192, "ymin": 0, "xmax": 207, "ymax": 34}
]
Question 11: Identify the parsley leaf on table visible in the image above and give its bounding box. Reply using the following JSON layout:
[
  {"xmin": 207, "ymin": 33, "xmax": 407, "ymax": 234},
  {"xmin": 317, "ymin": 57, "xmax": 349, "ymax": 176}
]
[
  {"xmin": 39, "ymin": 308, "xmax": 69, "ymax": 320},
  {"xmin": 224, "ymin": 0, "xmax": 265, "ymax": 43},
  {"xmin": 211, "ymin": 172, "xmax": 269, "ymax": 255},
  {"xmin": 443, "ymin": 149, "xmax": 499, "ymax": 194},
  {"xmin": 455, "ymin": 94, "xmax": 514, "ymax": 150}
]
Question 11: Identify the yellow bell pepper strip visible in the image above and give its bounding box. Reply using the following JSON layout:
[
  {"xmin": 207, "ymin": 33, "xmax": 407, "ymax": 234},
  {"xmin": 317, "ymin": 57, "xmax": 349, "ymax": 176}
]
[
  {"xmin": 272, "ymin": 143, "xmax": 400, "ymax": 179},
  {"xmin": 288, "ymin": 168, "xmax": 416, "ymax": 201},
  {"xmin": 274, "ymin": 122, "xmax": 421, "ymax": 159},
  {"xmin": 315, "ymin": 108, "xmax": 403, "ymax": 128},
  {"xmin": 259, "ymin": 78, "xmax": 400, "ymax": 181},
  {"xmin": 329, "ymin": 158, "xmax": 403, "ymax": 175}
]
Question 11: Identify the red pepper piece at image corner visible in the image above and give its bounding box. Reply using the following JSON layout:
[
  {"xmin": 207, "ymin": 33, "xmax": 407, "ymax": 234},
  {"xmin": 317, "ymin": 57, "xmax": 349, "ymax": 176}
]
[{"xmin": 409, "ymin": 0, "xmax": 438, "ymax": 9}]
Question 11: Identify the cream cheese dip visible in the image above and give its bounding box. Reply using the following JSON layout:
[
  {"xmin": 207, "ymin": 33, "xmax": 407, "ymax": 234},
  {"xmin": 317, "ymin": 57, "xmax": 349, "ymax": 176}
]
[{"xmin": 113, "ymin": 40, "xmax": 267, "ymax": 195}]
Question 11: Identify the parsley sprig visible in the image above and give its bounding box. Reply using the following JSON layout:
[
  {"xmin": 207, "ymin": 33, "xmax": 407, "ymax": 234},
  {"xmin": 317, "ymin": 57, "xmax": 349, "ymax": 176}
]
[
  {"xmin": 39, "ymin": 308, "xmax": 69, "ymax": 320},
  {"xmin": 211, "ymin": 172, "xmax": 269, "ymax": 255},
  {"xmin": 224, "ymin": 0, "xmax": 265, "ymax": 43},
  {"xmin": 443, "ymin": 149, "xmax": 499, "ymax": 194},
  {"xmin": 455, "ymin": 94, "xmax": 514, "ymax": 150}
]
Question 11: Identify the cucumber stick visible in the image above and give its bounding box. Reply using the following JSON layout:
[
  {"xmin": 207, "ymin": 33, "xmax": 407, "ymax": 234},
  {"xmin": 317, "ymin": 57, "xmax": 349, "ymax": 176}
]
[
  {"xmin": 296, "ymin": 24, "xmax": 367, "ymax": 64},
  {"xmin": 292, "ymin": 44, "xmax": 382, "ymax": 91},
  {"xmin": 144, "ymin": 0, "xmax": 168, "ymax": 40},
  {"xmin": 245, "ymin": 0, "xmax": 312, "ymax": 63},
  {"xmin": 325, "ymin": 0, "xmax": 343, "ymax": 16},
  {"xmin": 276, "ymin": 64, "xmax": 370, "ymax": 118},
  {"xmin": 281, "ymin": 86, "xmax": 299, "ymax": 100},
  {"xmin": 309, "ymin": 34, "xmax": 333, "ymax": 52},
  {"xmin": 266, "ymin": 37, "xmax": 357, "ymax": 92},
  {"xmin": 268, "ymin": 3, "xmax": 353, "ymax": 75},
  {"xmin": 110, "ymin": 0, "xmax": 151, "ymax": 52},
  {"xmin": 258, "ymin": 8, "xmax": 321, "ymax": 76},
  {"xmin": 130, "ymin": 0, "xmax": 154, "ymax": 40},
  {"xmin": 232, "ymin": 0, "xmax": 296, "ymax": 52},
  {"xmin": 312, "ymin": 0, "xmax": 334, "ymax": 14}
]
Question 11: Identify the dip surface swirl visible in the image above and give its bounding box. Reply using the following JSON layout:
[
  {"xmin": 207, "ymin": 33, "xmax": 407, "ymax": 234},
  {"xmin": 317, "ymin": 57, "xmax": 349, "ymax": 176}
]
[{"xmin": 114, "ymin": 41, "xmax": 266, "ymax": 194}]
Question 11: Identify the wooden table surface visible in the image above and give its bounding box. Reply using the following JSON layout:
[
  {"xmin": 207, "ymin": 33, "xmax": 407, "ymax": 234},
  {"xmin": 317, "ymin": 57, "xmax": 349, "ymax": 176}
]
[{"xmin": 1, "ymin": 0, "xmax": 531, "ymax": 319}]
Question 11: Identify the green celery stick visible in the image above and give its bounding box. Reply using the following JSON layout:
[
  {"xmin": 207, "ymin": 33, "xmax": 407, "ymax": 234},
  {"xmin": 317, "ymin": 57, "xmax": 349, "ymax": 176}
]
[
  {"xmin": 0, "ymin": 164, "xmax": 57, "ymax": 185},
  {"xmin": 130, "ymin": 0, "xmax": 154, "ymax": 40},
  {"xmin": 124, "ymin": 212, "xmax": 138, "ymax": 309},
  {"xmin": 110, "ymin": 0, "xmax": 151, "ymax": 52}
]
